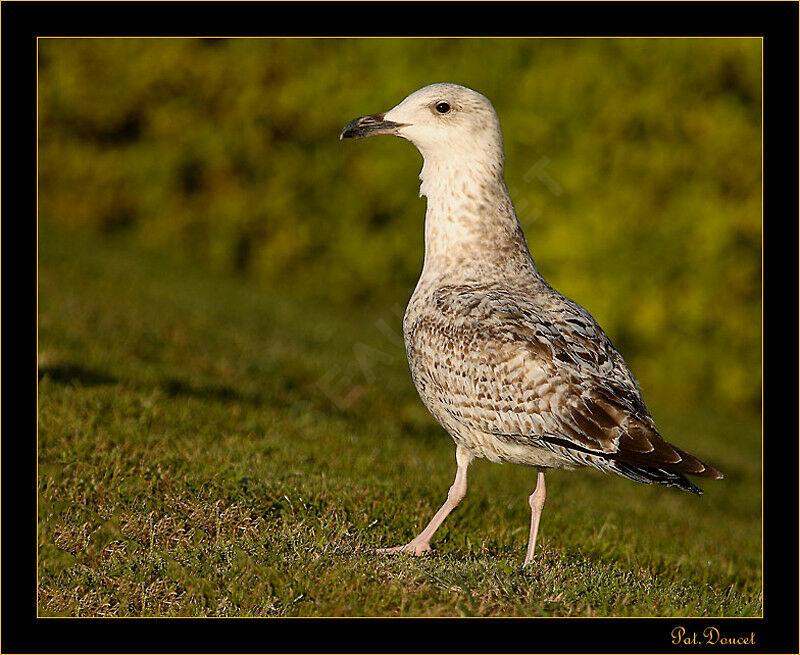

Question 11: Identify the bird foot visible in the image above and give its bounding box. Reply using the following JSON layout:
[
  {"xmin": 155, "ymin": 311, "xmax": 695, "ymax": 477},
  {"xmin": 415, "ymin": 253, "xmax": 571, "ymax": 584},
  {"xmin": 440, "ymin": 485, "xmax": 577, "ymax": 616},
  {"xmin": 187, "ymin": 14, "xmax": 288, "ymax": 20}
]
[
  {"xmin": 522, "ymin": 548, "xmax": 539, "ymax": 568},
  {"xmin": 376, "ymin": 540, "xmax": 432, "ymax": 556}
]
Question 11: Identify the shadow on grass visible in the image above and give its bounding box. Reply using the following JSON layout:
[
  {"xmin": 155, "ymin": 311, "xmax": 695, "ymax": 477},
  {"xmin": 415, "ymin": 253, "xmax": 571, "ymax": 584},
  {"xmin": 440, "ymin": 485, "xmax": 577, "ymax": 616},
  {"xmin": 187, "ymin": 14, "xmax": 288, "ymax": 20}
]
[
  {"xmin": 39, "ymin": 363, "xmax": 269, "ymax": 408},
  {"xmin": 159, "ymin": 377, "xmax": 263, "ymax": 405},
  {"xmin": 38, "ymin": 364, "xmax": 118, "ymax": 387}
]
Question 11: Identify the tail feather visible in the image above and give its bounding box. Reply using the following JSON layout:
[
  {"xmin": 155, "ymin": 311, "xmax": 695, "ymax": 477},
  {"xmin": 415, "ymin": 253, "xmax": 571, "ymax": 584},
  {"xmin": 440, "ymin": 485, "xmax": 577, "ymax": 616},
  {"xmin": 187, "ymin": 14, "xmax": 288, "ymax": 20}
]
[
  {"xmin": 538, "ymin": 432, "xmax": 723, "ymax": 493},
  {"xmin": 610, "ymin": 461, "xmax": 706, "ymax": 495}
]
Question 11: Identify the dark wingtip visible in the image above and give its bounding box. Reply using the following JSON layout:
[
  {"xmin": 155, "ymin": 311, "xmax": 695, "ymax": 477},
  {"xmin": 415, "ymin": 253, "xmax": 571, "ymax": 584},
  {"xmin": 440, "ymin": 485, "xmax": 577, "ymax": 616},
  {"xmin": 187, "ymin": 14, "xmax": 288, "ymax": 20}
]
[
  {"xmin": 669, "ymin": 471, "xmax": 704, "ymax": 495},
  {"xmin": 685, "ymin": 478, "xmax": 704, "ymax": 495}
]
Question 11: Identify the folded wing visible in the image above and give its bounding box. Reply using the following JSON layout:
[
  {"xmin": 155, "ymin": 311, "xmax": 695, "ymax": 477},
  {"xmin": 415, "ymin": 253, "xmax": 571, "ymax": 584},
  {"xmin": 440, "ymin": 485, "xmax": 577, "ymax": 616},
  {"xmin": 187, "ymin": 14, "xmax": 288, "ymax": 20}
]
[{"xmin": 408, "ymin": 284, "xmax": 723, "ymax": 493}]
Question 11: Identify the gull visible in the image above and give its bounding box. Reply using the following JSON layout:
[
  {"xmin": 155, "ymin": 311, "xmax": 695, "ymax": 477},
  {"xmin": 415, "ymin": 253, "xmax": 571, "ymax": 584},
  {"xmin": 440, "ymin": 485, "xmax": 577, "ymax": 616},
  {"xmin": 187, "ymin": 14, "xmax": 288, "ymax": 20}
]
[{"xmin": 340, "ymin": 83, "xmax": 722, "ymax": 566}]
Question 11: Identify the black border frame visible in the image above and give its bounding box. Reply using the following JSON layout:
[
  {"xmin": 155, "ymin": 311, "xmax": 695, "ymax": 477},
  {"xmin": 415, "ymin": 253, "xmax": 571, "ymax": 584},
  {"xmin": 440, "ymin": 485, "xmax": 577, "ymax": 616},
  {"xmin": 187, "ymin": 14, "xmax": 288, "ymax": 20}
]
[{"xmin": 6, "ymin": 1, "xmax": 798, "ymax": 653}]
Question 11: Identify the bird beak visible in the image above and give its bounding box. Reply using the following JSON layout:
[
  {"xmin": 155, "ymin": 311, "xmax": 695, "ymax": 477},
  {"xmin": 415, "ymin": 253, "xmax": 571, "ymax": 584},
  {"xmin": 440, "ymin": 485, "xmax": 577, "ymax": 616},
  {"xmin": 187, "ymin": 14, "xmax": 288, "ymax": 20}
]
[{"xmin": 340, "ymin": 113, "xmax": 410, "ymax": 140}]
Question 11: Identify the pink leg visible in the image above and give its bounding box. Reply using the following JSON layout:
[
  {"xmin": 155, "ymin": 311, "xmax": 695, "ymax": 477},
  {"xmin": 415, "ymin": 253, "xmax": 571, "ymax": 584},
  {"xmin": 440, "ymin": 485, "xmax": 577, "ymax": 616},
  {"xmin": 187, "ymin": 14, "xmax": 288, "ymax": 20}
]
[
  {"xmin": 522, "ymin": 470, "xmax": 546, "ymax": 567},
  {"xmin": 378, "ymin": 445, "xmax": 473, "ymax": 556}
]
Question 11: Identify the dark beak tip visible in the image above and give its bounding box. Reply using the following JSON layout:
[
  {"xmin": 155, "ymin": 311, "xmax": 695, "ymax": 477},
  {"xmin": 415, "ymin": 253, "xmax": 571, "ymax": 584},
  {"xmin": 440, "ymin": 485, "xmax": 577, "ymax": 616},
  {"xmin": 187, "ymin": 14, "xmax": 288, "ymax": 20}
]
[
  {"xmin": 339, "ymin": 114, "xmax": 408, "ymax": 142},
  {"xmin": 339, "ymin": 116, "xmax": 364, "ymax": 141}
]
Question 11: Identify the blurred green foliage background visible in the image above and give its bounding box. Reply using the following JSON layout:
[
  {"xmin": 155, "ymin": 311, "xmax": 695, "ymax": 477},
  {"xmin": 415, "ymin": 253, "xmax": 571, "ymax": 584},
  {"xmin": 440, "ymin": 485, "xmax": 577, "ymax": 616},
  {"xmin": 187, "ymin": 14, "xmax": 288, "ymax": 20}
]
[{"xmin": 38, "ymin": 37, "xmax": 762, "ymax": 416}]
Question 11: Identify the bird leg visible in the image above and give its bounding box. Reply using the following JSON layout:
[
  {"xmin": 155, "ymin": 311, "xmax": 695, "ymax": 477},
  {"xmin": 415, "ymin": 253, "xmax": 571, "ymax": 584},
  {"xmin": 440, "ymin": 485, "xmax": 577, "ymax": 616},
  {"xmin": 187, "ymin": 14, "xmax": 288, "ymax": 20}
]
[
  {"xmin": 523, "ymin": 470, "xmax": 546, "ymax": 567},
  {"xmin": 377, "ymin": 445, "xmax": 473, "ymax": 556}
]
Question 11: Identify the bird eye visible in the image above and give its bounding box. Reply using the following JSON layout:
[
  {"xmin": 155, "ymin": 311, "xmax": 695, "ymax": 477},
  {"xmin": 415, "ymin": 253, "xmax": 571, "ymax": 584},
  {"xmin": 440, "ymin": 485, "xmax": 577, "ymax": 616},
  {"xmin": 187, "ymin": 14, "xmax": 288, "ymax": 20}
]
[{"xmin": 435, "ymin": 102, "xmax": 451, "ymax": 114}]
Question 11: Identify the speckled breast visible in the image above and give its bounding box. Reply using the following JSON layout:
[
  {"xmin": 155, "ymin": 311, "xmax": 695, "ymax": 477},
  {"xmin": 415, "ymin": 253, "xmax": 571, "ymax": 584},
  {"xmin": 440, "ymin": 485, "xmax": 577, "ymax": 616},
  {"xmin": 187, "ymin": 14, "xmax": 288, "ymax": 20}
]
[{"xmin": 401, "ymin": 286, "xmax": 564, "ymax": 468}]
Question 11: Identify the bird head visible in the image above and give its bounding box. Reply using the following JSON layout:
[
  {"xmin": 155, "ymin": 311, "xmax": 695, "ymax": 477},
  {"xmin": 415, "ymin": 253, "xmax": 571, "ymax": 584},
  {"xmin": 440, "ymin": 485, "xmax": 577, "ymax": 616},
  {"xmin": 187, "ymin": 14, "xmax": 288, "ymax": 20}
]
[{"xmin": 340, "ymin": 83, "xmax": 504, "ymax": 163}]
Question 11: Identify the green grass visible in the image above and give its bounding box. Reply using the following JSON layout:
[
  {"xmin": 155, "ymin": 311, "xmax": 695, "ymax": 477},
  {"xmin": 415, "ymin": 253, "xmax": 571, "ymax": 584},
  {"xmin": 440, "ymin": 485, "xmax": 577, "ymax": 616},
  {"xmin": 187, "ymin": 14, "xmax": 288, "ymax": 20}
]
[{"xmin": 38, "ymin": 226, "xmax": 762, "ymax": 617}]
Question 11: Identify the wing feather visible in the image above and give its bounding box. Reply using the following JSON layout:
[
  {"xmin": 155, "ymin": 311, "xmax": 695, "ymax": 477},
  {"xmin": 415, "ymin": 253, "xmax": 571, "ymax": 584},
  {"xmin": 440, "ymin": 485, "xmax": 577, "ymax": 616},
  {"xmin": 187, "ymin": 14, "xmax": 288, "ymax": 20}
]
[{"xmin": 406, "ymin": 284, "xmax": 723, "ymax": 485}]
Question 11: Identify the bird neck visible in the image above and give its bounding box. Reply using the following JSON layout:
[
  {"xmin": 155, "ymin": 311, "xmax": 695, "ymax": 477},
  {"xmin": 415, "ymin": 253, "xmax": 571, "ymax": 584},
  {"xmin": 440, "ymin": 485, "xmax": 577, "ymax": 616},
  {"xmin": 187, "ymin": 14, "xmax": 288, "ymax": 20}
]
[{"xmin": 417, "ymin": 155, "xmax": 540, "ymax": 286}]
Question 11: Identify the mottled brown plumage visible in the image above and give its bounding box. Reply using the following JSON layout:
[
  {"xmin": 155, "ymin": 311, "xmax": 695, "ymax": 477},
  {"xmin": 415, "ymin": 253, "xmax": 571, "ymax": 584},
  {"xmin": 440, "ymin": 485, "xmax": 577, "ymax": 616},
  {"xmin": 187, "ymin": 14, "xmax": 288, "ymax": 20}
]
[{"xmin": 341, "ymin": 83, "xmax": 722, "ymax": 565}]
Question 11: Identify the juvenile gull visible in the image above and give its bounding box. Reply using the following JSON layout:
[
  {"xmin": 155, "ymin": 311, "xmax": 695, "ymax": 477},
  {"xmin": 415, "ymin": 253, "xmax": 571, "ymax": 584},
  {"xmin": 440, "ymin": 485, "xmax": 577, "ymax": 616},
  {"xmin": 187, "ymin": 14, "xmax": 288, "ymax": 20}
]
[{"xmin": 341, "ymin": 83, "xmax": 722, "ymax": 566}]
